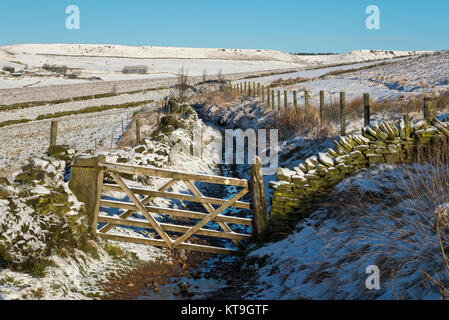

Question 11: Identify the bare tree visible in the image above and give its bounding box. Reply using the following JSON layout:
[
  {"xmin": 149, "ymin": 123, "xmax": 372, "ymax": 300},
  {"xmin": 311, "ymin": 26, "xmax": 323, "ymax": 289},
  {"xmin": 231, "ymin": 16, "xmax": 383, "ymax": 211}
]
[
  {"xmin": 217, "ymin": 68, "xmax": 225, "ymax": 91},
  {"xmin": 176, "ymin": 66, "xmax": 190, "ymax": 101}
]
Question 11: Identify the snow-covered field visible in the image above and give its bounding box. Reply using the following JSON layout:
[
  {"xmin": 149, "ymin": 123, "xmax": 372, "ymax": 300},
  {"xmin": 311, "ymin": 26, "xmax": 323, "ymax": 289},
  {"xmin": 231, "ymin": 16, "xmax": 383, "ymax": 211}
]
[
  {"xmin": 0, "ymin": 104, "xmax": 154, "ymax": 174},
  {"xmin": 0, "ymin": 90, "xmax": 168, "ymax": 122},
  {"xmin": 241, "ymin": 51, "xmax": 448, "ymax": 107},
  {"xmin": 0, "ymin": 44, "xmax": 429, "ymax": 90}
]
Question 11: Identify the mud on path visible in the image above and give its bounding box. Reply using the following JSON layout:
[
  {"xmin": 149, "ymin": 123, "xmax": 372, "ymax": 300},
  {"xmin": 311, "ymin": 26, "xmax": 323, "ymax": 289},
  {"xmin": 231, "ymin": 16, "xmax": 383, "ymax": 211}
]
[{"xmin": 101, "ymin": 247, "xmax": 254, "ymax": 300}]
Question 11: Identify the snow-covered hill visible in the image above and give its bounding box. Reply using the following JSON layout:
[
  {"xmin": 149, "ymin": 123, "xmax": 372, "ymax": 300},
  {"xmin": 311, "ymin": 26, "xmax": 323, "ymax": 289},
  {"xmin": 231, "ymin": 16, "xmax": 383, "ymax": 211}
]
[{"xmin": 2, "ymin": 44, "xmax": 305, "ymax": 63}]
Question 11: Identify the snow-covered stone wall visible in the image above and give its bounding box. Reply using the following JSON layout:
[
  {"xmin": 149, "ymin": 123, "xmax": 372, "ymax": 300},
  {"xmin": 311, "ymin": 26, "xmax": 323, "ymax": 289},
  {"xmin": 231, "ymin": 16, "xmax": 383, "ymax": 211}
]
[{"xmin": 270, "ymin": 115, "xmax": 449, "ymax": 233}]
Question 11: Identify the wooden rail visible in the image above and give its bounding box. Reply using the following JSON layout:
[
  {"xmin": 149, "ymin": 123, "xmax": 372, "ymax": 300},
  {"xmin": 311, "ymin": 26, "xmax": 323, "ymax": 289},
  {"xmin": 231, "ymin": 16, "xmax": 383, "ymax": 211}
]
[{"xmin": 67, "ymin": 156, "xmax": 269, "ymax": 256}]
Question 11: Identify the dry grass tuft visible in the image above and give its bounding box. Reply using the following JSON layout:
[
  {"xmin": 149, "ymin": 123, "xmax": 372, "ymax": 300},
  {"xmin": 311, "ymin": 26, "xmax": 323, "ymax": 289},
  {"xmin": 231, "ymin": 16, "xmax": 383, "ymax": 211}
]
[{"xmin": 268, "ymin": 106, "xmax": 332, "ymax": 139}]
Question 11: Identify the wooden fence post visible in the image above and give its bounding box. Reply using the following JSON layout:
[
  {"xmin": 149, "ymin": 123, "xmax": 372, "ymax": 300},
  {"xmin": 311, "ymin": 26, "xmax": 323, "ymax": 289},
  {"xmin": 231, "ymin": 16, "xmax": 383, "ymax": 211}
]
[
  {"xmin": 68, "ymin": 154, "xmax": 105, "ymax": 236},
  {"xmin": 340, "ymin": 91, "xmax": 346, "ymax": 136},
  {"xmin": 262, "ymin": 85, "xmax": 265, "ymax": 102},
  {"xmin": 284, "ymin": 90, "xmax": 288, "ymax": 110},
  {"xmin": 136, "ymin": 119, "xmax": 141, "ymax": 146},
  {"xmin": 293, "ymin": 90, "xmax": 298, "ymax": 111},
  {"xmin": 272, "ymin": 90, "xmax": 275, "ymax": 110},
  {"xmin": 244, "ymin": 82, "xmax": 247, "ymax": 94},
  {"xmin": 250, "ymin": 156, "xmax": 268, "ymax": 242},
  {"xmin": 277, "ymin": 91, "xmax": 281, "ymax": 111},
  {"xmin": 304, "ymin": 90, "xmax": 309, "ymax": 116},
  {"xmin": 50, "ymin": 120, "xmax": 58, "ymax": 148},
  {"xmin": 363, "ymin": 93, "xmax": 370, "ymax": 127},
  {"xmin": 253, "ymin": 82, "xmax": 256, "ymax": 96},
  {"xmin": 320, "ymin": 91, "xmax": 325, "ymax": 125},
  {"xmin": 267, "ymin": 88, "xmax": 270, "ymax": 108},
  {"xmin": 257, "ymin": 83, "xmax": 261, "ymax": 98},
  {"xmin": 423, "ymin": 97, "xmax": 437, "ymax": 121}
]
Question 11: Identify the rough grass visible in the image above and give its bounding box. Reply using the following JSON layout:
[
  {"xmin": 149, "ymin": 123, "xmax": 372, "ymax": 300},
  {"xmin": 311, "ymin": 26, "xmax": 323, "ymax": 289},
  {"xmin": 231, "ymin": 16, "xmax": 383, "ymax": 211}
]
[
  {"xmin": 268, "ymin": 106, "xmax": 332, "ymax": 140},
  {"xmin": 325, "ymin": 139, "xmax": 449, "ymax": 298},
  {"xmin": 323, "ymin": 90, "xmax": 449, "ymax": 124}
]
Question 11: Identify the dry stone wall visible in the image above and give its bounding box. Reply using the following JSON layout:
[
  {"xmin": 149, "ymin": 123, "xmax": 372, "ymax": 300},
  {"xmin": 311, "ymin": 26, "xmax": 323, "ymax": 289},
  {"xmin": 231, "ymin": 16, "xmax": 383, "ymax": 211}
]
[{"xmin": 269, "ymin": 115, "xmax": 449, "ymax": 233}]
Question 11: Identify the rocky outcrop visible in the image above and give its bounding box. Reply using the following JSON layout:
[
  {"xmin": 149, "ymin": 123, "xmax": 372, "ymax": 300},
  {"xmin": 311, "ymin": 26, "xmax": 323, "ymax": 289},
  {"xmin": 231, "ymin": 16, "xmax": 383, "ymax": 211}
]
[{"xmin": 0, "ymin": 157, "xmax": 87, "ymax": 269}]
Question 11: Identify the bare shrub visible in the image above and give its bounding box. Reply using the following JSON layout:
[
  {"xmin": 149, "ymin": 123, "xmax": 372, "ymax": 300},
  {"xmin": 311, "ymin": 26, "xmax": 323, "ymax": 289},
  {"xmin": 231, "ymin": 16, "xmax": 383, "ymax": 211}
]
[
  {"xmin": 42, "ymin": 64, "xmax": 68, "ymax": 74},
  {"xmin": 122, "ymin": 65, "xmax": 148, "ymax": 74},
  {"xmin": 2, "ymin": 66, "xmax": 14, "ymax": 73},
  {"xmin": 217, "ymin": 68, "xmax": 225, "ymax": 91},
  {"xmin": 176, "ymin": 67, "xmax": 190, "ymax": 101}
]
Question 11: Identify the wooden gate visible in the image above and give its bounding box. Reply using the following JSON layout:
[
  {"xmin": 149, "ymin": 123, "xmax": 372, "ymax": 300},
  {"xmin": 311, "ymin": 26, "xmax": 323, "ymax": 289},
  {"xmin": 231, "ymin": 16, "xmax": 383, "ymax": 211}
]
[{"xmin": 70, "ymin": 156, "xmax": 267, "ymax": 255}]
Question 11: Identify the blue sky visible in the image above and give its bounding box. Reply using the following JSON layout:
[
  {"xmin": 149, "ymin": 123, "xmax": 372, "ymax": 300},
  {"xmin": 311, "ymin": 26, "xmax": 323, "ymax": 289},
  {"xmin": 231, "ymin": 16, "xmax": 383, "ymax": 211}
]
[{"xmin": 1, "ymin": 0, "xmax": 448, "ymax": 53}]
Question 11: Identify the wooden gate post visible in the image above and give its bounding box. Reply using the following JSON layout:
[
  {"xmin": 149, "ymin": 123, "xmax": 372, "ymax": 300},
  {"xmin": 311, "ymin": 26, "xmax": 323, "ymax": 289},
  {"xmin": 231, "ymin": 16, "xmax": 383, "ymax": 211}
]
[
  {"xmin": 50, "ymin": 120, "xmax": 58, "ymax": 148},
  {"xmin": 68, "ymin": 154, "xmax": 106, "ymax": 236},
  {"xmin": 250, "ymin": 156, "xmax": 268, "ymax": 242},
  {"xmin": 424, "ymin": 97, "xmax": 437, "ymax": 121},
  {"xmin": 340, "ymin": 91, "xmax": 346, "ymax": 136}
]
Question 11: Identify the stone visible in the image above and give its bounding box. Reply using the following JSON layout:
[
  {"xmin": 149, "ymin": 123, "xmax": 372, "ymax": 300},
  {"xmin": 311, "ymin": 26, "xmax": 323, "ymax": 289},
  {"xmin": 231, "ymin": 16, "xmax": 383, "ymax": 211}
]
[
  {"xmin": 379, "ymin": 121, "xmax": 397, "ymax": 139},
  {"xmin": 293, "ymin": 167, "xmax": 305, "ymax": 177},
  {"xmin": 305, "ymin": 158, "xmax": 317, "ymax": 170},
  {"xmin": 292, "ymin": 175, "xmax": 307, "ymax": 185},
  {"xmin": 0, "ymin": 177, "xmax": 11, "ymax": 186},
  {"xmin": 327, "ymin": 148, "xmax": 339, "ymax": 158},
  {"xmin": 297, "ymin": 163, "xmax": 308, "ymax": 173},
  {"xmin": 369, "ymin": 125, "xmax": 388, "ymax": 140},
  {"xmin": 134, "ymin": 146, "xmax": 146, "ymax": 154},
  {"xmin": 48, "ymin": 145, "xmax": 70, "ymax": 157},
  {"xmin": 335, "ymin": 154, "xmax": 350, "ymax": 164},
  {"xmin": 339, "ymin": 137, "xmax": 353, "ymax": 151},
  {"xmin": 353, "ymin": 145, "xmax": 369, "ymax": 152},
  {"xmin": 333, "ymin": 141, "xmax": 350, "ymax": 154},
  {"xmin": 349, "ymin": 151, "xmax": 364, "ymax": 159},
  {"xmin": 0, "ymin": 186, "xmax": 10, "ymax": 198},
  {"xmin": 432, "ymin": 119, "xmax": 449, "ymax": 136},
  {"xmin": 277, "ymin": 168, "xmax": 295, "ymax": 182},
  {"xmin": 318, "ymin": 152, "xmax": 334, "ymax": 167}
]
